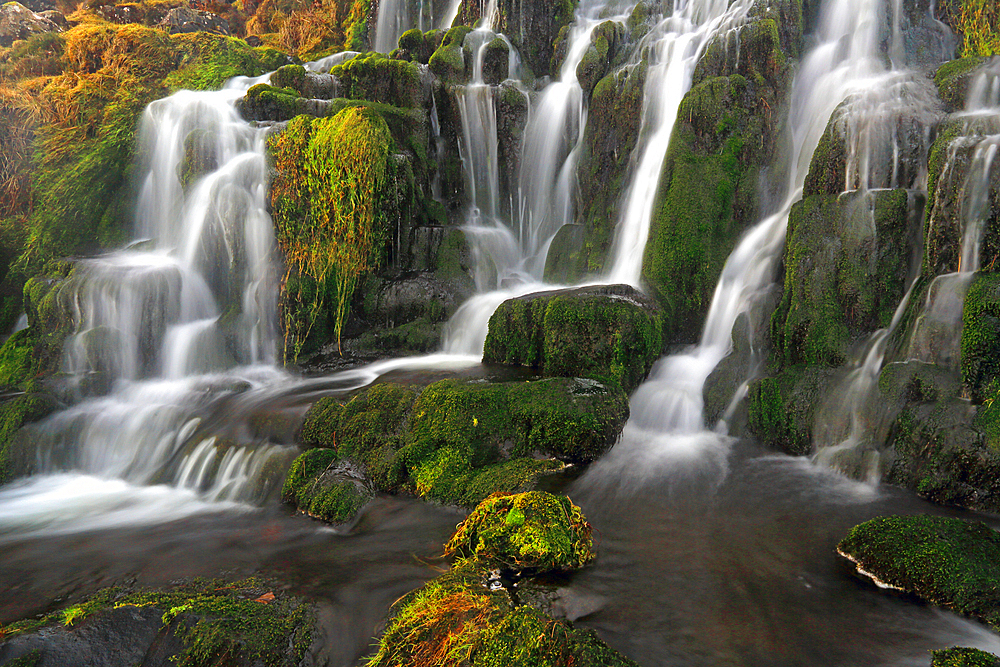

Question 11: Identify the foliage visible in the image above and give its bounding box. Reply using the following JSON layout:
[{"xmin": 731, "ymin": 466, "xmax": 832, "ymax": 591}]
[
  {"xmin": 268, "ymin": 107, "xmax": 391, "ymax": 359},
  {"xmin": 961, "ymin": 273, "xmax": 1000, "ymax": 403},
  {"xmin": 932, "ymin": 647, "xmax": 1000, "ymax": 667},
  {"xmin": 838, "ymin": 515, "xmax": 1000, "ymax": 628},
  {"xmin": 165, "ymin": 32, "xmax": 288, "ymax": 91},
  {"xmin": 445, "ymin": 491, "xmax": 594, "ymax": 572},
  {"xmin": 939, "ymin": 0, "xmax": 1000, "ymax": 57},
  {"xmin": 244, "ymin": 0, "xmax": 371, "ymax": 58}
]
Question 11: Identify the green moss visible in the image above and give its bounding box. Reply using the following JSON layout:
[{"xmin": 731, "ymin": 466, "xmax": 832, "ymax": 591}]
[
  {"xmin": 328, "ymin": 51, "xmax": 422, "ymax": 108},
  {"xmin": 838, "ymin": 515, "xmax": 1000, "ymax": 627},
  {"xmin": 282, "ymin": 448, "xmax": 369, "ymax": 522},
  {"xmin": 934, "ymin": 57, "xmax": 991, "ymax": 111},
  {"xmin": 0, "ymin": 392, "xmax": 59, "ymax": 484},
  {"xmin": 428, "ymin": 25, "xmax": 470, "ymax": 83},
  {"xmin": 444, "ymin": 491, "xmax": 593, "ymax": 572},
  {"xmin": 961, "ymin": 273, "xmax": 1000, "ymax": 403},
  {"xmin": 165, "ymin": 32, "xmax": 289, "ymax": 91},
  {"xmin": 772, "ymin": 190, "xmax": 912, "ymax": 367},
  {"xmin": 932, "ymin": 647, "xmax": 1000, "ymax": 667},
  {"xmin": 1, "ymin": 578, "xmax": 315, "ymax": 666},
  {"xmin": 366, "ymin": 559, "xmax": 638, "ymax": 667},
  {"xmin": 483, "ymin": 285, "xmax": 662, "ymax": 393}
]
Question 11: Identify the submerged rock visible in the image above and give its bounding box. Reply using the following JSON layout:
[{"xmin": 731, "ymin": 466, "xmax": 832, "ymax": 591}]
[
  {"xmin": 838, "ymin": 515, "xmax": 1000, "ymax": 627},
  {"xmin": 483, "ymin": 284, "xmax": 662, "ymax": 394}
]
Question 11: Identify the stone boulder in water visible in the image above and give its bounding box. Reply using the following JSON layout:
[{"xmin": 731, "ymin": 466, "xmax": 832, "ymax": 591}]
[
  {"xmin": 286, "ymin": 376, "xmax": 627, "ymax": 519},
  {"xmin": 483, "ymin": 284, "xmax": 662, "ymax": 395},
  {"xmin": 0, "ymin": 2, "xmax": 62, "ymax": 47},
  {"xmin": 367, "ymin": 493, "xmax": 638, "ymax": 667},
  {"xmin": 838, "ymin": 515, "xmax": 1000, "ymax": 628}
]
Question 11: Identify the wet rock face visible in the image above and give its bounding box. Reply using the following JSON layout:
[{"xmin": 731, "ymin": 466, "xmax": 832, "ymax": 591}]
[
  {"xmin": 0, "ymin": 2, "xmax": 62, "ymax": 47},
  {"xmin": 157, "ymin": 7, "xmax": 232, "ymax": 36},
  {"xmin": 483, "ymin": 284, "xmax": 663, "ymax": 394}
]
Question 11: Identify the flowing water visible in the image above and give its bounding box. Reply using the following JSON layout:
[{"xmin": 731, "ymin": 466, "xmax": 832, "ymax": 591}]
[{"xmin": 2, "ymin": 0, "xmax": 1000, "ymax": 664}]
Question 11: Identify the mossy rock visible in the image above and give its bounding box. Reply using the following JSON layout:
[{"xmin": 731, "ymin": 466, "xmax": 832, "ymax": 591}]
[
  {"xmin": 642, "ymin": 70, "xmax": 786, "ymax": 344},
  {"xmin": 746, "ymin": 366, "xmax": 837, "ymax": 456},
  {"xmin": 366, "ymin": 559, "xmax": 639, "ymax": 667},
  {"xmin": 772, "ymin": 189, "xmax": 915, "ymax": 367},
  {"xmin": 575, "ymin": 20, "xmax": 627, "ymax": 101},
  {"xmin": 838, "ymin": 515, "xmax": 1000, "ymax": 627},
  {"xmin": 543, "ymin": 222, "xmax": 585, "ymax": 284},
  {"xmin": 961, "ymin": 273, "xmax": 1000, "ymax": 403},
  {"xmin": 482, "ymin": 284, "xmax": 662, "ymax": 394},
  {"xmin": 445, "ymin": 491, "xmax": 593, "ymax": 572},
  {"xmin": 0, "ymin": 577, "xmax": 316, "ymax": 666},
  {"xmin": 428, "ymin": 25, "xmax": 471, "ymax": 83},
  {"xmin": 292, "ymin": 377, "xmax": 627, "ymax": 512},
  {"xmin": 328, "ymin": 51, "xmax": 423, "ymax": 108},
  {"xmin": 932, "ymin": 647, "xmax": 1000, "ymax": 667},
  {"xmin": 0, "ymin": 391, "xmax": 59, "ymax": 484},
  {"xmin": 934, "ymin": 56, "xmax": 991, "ymax": 112},
  {"xmin": 281, "ymin": 448, "xmax": 371, "ymax": 523}
]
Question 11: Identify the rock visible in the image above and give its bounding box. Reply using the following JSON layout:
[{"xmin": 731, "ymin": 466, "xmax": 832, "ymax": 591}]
[
  {"xmin": 293, "ymin": 376, "xmax": 627, "ymax": 513},
  {"xmin": 445, "ymin": 491, "xmax": 594, "ymax": 572},
  {"xmin": 746, "ymin": 365, "xmax": 838, "ymax": 456},
  {"xmin": 961, "ymin": 273, "xmax": 1000, "ymax": 403},
  {"xmin": 483, "ymin": 284, "xmax": 662, "ymax": 394},
  {"xmin": 575, "ymin": 20, "xmax": 627, "ymax": 101},
  {"xmin": 269, "ymin": 63, "xmax": 339, "ymax": 99},
  {"xmin": 328, "ymin": 51, "xmax": 423, "ymax": 108},
  {"xmin": 0, "ymin": 578, "xmax": 316, "ymax": 667},
  {"xmin": 282, "ymin": 448, "xmax": 372, "ymax": 523},
  {"xmin": 36, "ymin": 9, "xmax": 64, "ymax": 28},
  {"xmin": 0, "ymin": 2, "xmax": 62, "ymax": 47},
  {"xmin": 838, "ymin": 515, "xmax": 1000, "ymax": 627},
  {"xmin": 0, "ymin": 392, "xmax": 60, "ymax": 484},
  {"xmin": 543, "ymin": 223, "xmax": 586, "ymax": 283},
  {"xmin": 429, "ymin": 25, "xmax": 471, "ymax": 83},
  {"xmin": 367, "ymin": 558, "xmax": 639, "ymax": 667},
  {"xmin": 157, "ymin": 7, "xmax": 232, "ymax": 36},
  {"xmin": 934, "ymin": 57, "xmax": 994, "ymax": 112},
  {"xmin": 772, "ymin": 189, "xmax": 920, "ymax": 367}
]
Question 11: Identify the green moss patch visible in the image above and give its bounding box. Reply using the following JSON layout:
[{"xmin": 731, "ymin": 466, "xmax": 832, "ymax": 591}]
[
  {"xmin": 961, "ymin": 273, "xmax": 1000, "ymax": 403},
  {"xmin": 933, "ymin": 647, "xmax": 1000, "ymax": 666},
  {"xmin": 0, "ymin": 577, "xmax": 315, "ymax": 666},
  {"xmin": 483, "ymin": 284, "xmax": 662, "ymax": 394},
  {"xmin": 838, "ymin": 515, "xmax": 1000, "ymax": 626},
  {"xmin": 445, "ymin": 491, "xmax": 593, "ymax": 572}
]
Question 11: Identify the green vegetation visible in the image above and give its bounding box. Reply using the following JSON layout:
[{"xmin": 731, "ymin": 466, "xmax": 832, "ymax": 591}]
[
  {"xmin": 444, "ymin": 491, "xmax": 593, "ymax": 572},
  {"xmin": 938, "ymin": 0, "xmax": 999, "ymax": 57},
  {"xmin": 0, "ymin": 392, "xmax": 58, "ymax": 483},
  {"xmin": 268, "ymin": 107, "xmax": 392, "ymax": 359},
  {"xmin": 746, "ymin": 367, "xmax": 836, "ymax": 456},
  {"xmin": 932, "ymin": 648, "xmax": 1000, "ymax": 667},
  {"xmin": 280, "ymin": 447, "xmax": 370, "ymax": 523},
  {"xmin": 483, "ymin": 286, "xmax": 662, "ymax": 393},
  {"xmin": 838, "ymin": 515, "xmax": 1000, "ymax": 627},
  {"xmin": 0, "ymin": 578, "xmax": 315, "ymax": 666}
]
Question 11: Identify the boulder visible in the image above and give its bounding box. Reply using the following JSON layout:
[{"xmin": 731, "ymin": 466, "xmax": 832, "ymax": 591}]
[
  {"xmin": 157, "ymin": 7, "xmax": 231, "ymax": 36},
  {"xmin": 445, "ymin": 491, "xmax": 594, "ymax": 572},
  {"xmin": 0, "ymin": 2, "xmax": 61, "ymax": 47},
  {"xmin": 931, "ymin": 648, "xmax": 1000, "ymax": 666},
  {"xmin": 838, "ymin": 515, "xmax": 1000, "ymax": 628},
  {"xmin": 483, "ymin": 284, "xmax": 662, "ymax": 394}
]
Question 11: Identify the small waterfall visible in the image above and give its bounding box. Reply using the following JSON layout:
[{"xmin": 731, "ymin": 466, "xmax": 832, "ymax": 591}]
[
  {"xmin": 0, "ymin": 81, "xmax": 297, "ymax": 535},
  {"xmin": 606, "ymin": 0, "xmax": 753, "ymax": 285}
]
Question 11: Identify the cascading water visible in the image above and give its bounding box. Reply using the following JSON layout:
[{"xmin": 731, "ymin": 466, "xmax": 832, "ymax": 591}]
[{"xmin": 0, "ymin": 83, "xmax": 298, "ymax": 538}]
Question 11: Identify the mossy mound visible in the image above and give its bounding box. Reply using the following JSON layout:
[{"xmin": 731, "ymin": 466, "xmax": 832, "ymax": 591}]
[
  {"xmin": 0, "ymin": 577, "xmax": 315, "ymax": 667},
  {"xmin": 280, "ymin": 447, "xmax": 371, "ymax": 523},
  {"xmin": 932, "ymin": 647, "xmax": 1000, "ymax": 667},
  {"xmin": 934, "ymin": 57, "xmax": 991, "ymax": 111},
  {"xmin": 483, "ymin": 284, "xmax": 662, "ymax": 394},
  {"xmin": 366, "ymin": 558, "xmax": 638, "ymax": 667},
  {"xmin": 746, "ymin": 365, "xmax": 837, "ymax": 456},
  {"xmin": 445, "ymin": 491, "xmax": 593, "ymax": 572},
  {"xmin": 327, "ymin": 51, "xmax": 422, "ymax": 108},
  {"xmin": 289, "ymin": 376, "xmax": 627, "ymax": 517},
  {"xmin": 0, "ymin": 392, "xmax": 59, "ymax": 483},
  {"xmin": 428, "ymin": 25, "xmax": 470, "ymax": 83},
  {"xmin": 838, "ymin": 515, "xmax": 1000, "ymax": 627}
]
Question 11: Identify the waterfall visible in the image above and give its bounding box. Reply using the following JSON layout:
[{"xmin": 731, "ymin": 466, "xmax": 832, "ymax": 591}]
[{"xmin": 0, "ymin": 82, "xmax": 299, "ymax": 537}]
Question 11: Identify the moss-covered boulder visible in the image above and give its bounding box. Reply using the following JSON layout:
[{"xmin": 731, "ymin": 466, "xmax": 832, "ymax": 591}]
[
  {"xmin": 291, "ymin": 376, "xmax": 628, "ymax": 516},
  {"xmin": 0, "ymin": 392, "xmax": 59, "ymax": 484},
  {"xmin": 838, "ymin": 515, "xmax": 1000, "ymax": 627},
  {"xmin": 328, "ymin": 51, "xmax": 423, "ymax": 108},
  {"xmin": 0, "ymin": 578, "xmax": 316, "ymax": 667},
  {"xmin": 772, "ymin": 189, "xmax": 917, "ymax": 367},
  {"xmin": 366, "ymin": 558, "xmax": 638, "ymax": 667},
  {"xmin": 746, "ymin": 365, "xmax": 837, "ymax": 456},
  {"xmin": 281, "ymin": 447, "xmax": 372, "ymax": 523},
  {"xmin": 575, "ymin": 19, "xmax": 627, "ymax": 101},
  {"xmin": 934, "ymin": 56, "xmax": 992, "ymax": 112},
  {"xmin": 932, "ymin": 648, "xmax": 1000, "ymax": 667},
  {"xmin": 444, "ymin": 491, "xmax": 594, "ymax": 572},
  {"xmin": 482, "ymin": 284, "xmax": 662, "ymax": 394},
  {"xmin": 428, "ymin": 25, "xmax": 470, "ymax": 83}
]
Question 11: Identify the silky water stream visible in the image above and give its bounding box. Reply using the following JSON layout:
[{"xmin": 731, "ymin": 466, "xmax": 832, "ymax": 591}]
[{"xmin": 3, "ymin": 1, "xmax": 1000, "ymax": 666}]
